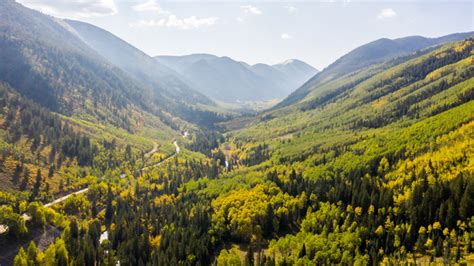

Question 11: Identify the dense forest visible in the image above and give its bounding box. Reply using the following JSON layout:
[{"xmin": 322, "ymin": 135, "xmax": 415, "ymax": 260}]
[
  {"xmin": 1, "ymin": 37, "xmax": 472, "ymax": 265},
  {"xmin": 0, "ymin": 1, "xmax": 473, "ymax": 265}
]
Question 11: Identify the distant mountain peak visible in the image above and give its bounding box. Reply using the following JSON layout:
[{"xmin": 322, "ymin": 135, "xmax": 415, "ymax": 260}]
[
  {"xmin": 277, "ymin": 59, "xmax": 305, "ymax": 65},
  {"xmin": 280, "ymin": 59, "xmax": 297, "ymax": 65},
  {"xmin": 155, "ymin": 54, "xmax": 318, "ymax": 103}
]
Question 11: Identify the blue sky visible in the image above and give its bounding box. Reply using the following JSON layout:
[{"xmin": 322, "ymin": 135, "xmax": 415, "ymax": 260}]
[{"xmin": 18, "ymin": 0, "xmax": 473, "ymax": 70}]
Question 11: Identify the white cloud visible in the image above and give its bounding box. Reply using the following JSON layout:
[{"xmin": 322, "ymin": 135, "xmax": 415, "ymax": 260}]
[
  {"xmin": 167, "ymin": 15, "xmax": 218, "ymax": 29},
  {"xmin": 236, "ymin": 17, "xmax": 244, "ymax": 23},
  {"xmin": 130, "ymin": 1, "xmax": 218, "ymax": 30},
  {"xmin": 132, "ymin": 0, "xmax": 169, "ymax": 14},
  {"xmin": 17, "ymin": 0, "xmax": 117, "ymax": 19},
  {"xmin": 241, "ymin": 5, "xmax": 262, "ymax": 15},
  {"xmin": 377, "ymin": 8, "xmax": 397, "ymax": 19},
  {"xmin": 285, "ymin": 5, "xmax": 298, "ymax": 13},
  {"xmin": 281, "ymin": 33, "xmax": 292, "ymax": 40},
  {"xmin": 130, "ymin": 15, "xmax": 218, "ymax": 30}
]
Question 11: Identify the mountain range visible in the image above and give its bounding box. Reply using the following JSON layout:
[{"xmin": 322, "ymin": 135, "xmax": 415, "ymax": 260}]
[
  {"xmin": 64, "ymin": 20, "xmax": 212, "ymax": 107},
  {"xmin": 155, "ymin": 54, "xmax": 318, "ymax": 103},
  {"xmin": 0, "ymin": 0, "xmax": 248, "ymax": 133},
  {"xmin": 222, "ymin": 35, "xmax": 474, "ymax": 264},
  {"xmin": 277, "ymin": 32, "xmax": 474, "ymax": 108},
  {"xmin": 0, "ymin": 1, "xmax": 473, "ymax": 264}
]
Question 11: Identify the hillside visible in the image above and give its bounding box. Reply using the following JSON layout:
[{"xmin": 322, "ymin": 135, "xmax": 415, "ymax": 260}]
[
  {"xmin": 0, "ymin": 0, "xmax": 150, "ymax": 129},
  {"xmin": 277, "ymin": 32, "xmax": 473, "ymax": 108},
  {"xmin": 4, "ymin": 35, "xmax": 469, "ymax": 266},
  {"xmin": 64, "ymin": 20, "xmax": 212, "ymax": 107},
  {"xmin": 0, "ymin": 2, "xmax": 472, "ymax": 264},
  {"xmin": 0, "ymin": 1, "xmax": 230, "ymax": 132},
  {"xmin": 211, "ymin": 38, "xmax": 474, "ymax": 264},
  {"xmin": 155, "ymin": 54, "xmax": 318, "ymax": 103},
  {"xmin": 0, "ymin": 0, "xmax": 198, "ymax": 194}
]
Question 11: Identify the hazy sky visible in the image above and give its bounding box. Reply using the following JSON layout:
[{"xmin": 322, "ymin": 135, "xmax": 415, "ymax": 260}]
[{"xmin": 17, "ymin": 0, "xmax": 473, "ymax": 70}]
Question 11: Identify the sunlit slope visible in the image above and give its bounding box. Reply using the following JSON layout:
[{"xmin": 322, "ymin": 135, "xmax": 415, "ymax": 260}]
[
  {"xmin": 231, "ymin": 39, "xmax": 473, "ymax": 148},
  {"xmin": 65, "ymin": 20, "xmax": 213, "ymax": 107},
  {"xmin": 211, "ymin": 39, "xmax": 474, "ymax": 264},
  {"xmin": 0, "ymin": 81, "xmax": 179, "ymax": 194},
  {"xmin": 0, "ymin": 1, "xmax": 153, "ymax": 129},
  {"xmin": 0, "ymin": 2, "xmax": 187, "ymax": 195},
  {"xmin": 225, "ymin": 38, "xmax": 473, "ymax": 190},
  {"xmin": 0, "ymin": 1, "xmax": 226, "ymax": 131},
  {"xmin": 277, "ymin": 32, "xmax": 473, "ymax": 108}
]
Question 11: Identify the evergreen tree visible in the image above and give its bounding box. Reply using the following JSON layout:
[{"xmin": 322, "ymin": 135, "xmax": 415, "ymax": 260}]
[
  {"xmin": 263, "ymin": 204, "xmax": 275, "ymax": 237},
  {"xmin": 13, "ymin": 247, "xmax": 28, "ymax": 266},
  {"xmin": 105, "ymin": 185, "xmax": 114, "ymax": 226},
  {"xmin": 48, "ymin": 164, "xmax": 55, "ymax": 178},
  {"xmin": 459, "ymin": 181, "xmax": 473, "ymax": 219},
  {"xmin": 20, "ymin": 167, "xmax": 30, "ymax": 191},
  {"xmin": 55, "ymin": 239, "xmax": 69, "ymax": 266},
  {"xmin": 12, "ymin": 164, "xmax": 22, "ymax": 185},
  {"xmin": 246, "ymin": 245, "xmax": 254, "ymax": 266},
  {"xmin": 30, "ymin": 169, "xmax": 42, "ymax": 200},
  {"xmin": 26, "ymin": 241, "xmax": 38, "ymax": 265},
  {"xmin": 299, "ymin": 244, "xmax": 307, "ymax": 258}
]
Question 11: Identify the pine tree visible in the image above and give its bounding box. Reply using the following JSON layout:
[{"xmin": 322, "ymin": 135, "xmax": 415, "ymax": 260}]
[
  {"xmin": 14, "ymin": 247, "xmax": 28, "ymax": 266},
  {"xmin": 30, "ymin": 169, "xmax": 42, "ymax": 200},
  {"xmin": 459, "ymin": 181, "xmax": 473, "ymax": 219},
  {"xmin": 435, "ymin": 237, "xmax": 443, "ymax": 257},
  {"xmin": 20, "ymin": 167, "xmax": 30, "ymax": 191},
  {"xmin": 246, "ymin": 245, "xmax": 254, "ymax": 266},
  {"xmin": 105, "ymin": 185, "xmax": 114, "ymax": 226},
  {"xmin": 55, "ymin": 239, "xmax": 69, "ymax": 266},
  {"xmin": 48, "ymin": 164, "xmax": 54, "ymax": 178},
  {"xmin": 263, "ymin": 204, "xmax": 274, "ymax": 237},
  {"xmin": 26, "ymin": 241, "xmax": 38, "ymax": 265},
  {"xmin": 12, "ymin": 164, "xmax": 22, "ymax": 185},
  {"xmin": 299, "ymin": 244, "xmax": 307, "ymax": 258}
]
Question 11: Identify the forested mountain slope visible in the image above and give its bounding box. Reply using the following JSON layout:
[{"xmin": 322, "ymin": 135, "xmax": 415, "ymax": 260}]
[
  {"xmin": 65, "ymin": 20, "xmax": 212, "ymax": 107},
  {"xmin": 0, "ymin": 3, "xmax": 222, "ymax": 262},
  {"xmin": 0, "ymin": 1, "xmax": 227, "ymax": 130},
  {"xmin": 0, "ymin": 82, "xmax": 96, "ymax": 194},
  {"xmin": 277, "ymin": 32, "xmax": 473, "ymax": 108},
  {"xmin": 6, "ymin": 36, "xmax": 469, "ymax": 266},
  {"xmin": 0, "ymin": 1, "xmax": 193, "ymax": 204},
  {"xmin": 0, "ymin": 3, "xmax": 472, "ymax": 264},
  {"xmin": 214, "ymin": 38, "xmax": 474, "ymax": 264},
  {"xmin": 0, "ymin": 0, "xmax": 152, "ymax": 129}
]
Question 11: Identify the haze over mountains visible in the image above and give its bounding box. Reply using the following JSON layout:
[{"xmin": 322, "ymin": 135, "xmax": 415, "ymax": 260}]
[
  {"xmin": 155, "ymin": 55, "xmax": 318, "ymax": 103},
  {"xmin": 0, "ymin": 0, "xmax": 229, "ymax": 131},
  {"xmin": 65, "ymin": 18, "xmax": 318, "ymax": 105},
  {"xmin": 64, "ymin": 20, "xmax": 212, "ymax": 107},
  {"xmin": 0, "ymin": 0, "xmax": 470, "ymax": 126},
  {"xmin": 0, "ymin": 0, "xmax": 470, "ymax": 129},
  {"xmin": 1, "ymin": 0, "xmax": 474, "ymax": 265}
]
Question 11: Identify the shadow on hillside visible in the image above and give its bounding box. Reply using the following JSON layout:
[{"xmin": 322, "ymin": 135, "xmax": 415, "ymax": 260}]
[{"xmin": 0, "ymin": 225, "xmax": 61, "ymax": 266}]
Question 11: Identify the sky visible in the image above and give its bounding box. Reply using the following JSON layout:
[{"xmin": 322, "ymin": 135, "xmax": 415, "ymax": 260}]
[{"xmin": 17, "ymin": 0, "xmax": 474, "ymax": 70}]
